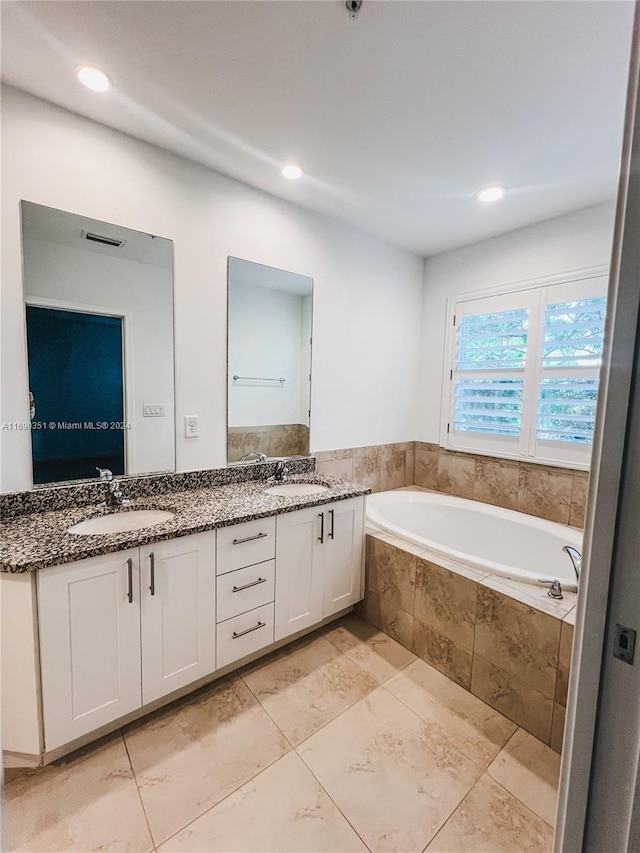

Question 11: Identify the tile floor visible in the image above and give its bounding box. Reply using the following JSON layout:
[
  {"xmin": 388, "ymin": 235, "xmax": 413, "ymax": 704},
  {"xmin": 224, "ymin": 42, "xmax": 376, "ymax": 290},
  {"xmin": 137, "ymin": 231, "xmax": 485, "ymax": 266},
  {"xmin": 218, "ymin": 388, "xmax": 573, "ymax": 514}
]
[{"xmin": 3, "ymin": 613, "xmax": 560, "ymax": 852}]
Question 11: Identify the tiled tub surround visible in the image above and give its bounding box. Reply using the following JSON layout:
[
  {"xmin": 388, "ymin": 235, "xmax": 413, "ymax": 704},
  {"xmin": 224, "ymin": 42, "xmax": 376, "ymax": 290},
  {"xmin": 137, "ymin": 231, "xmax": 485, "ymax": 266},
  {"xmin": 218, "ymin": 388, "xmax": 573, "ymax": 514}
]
[
  {"xmin": 228, "ymin": 423, "xmax": 310, "ymax": 462},
  {"xmin": 0, "ymin": 471, "xmax": 367, "ymax": 573},
  {"xmin": 314, "ymin": 442, "xmax": 415, "ymax": 492},
  {"xmin": 357, "ymin": 531, "xmax": 575, "ymax": 753},
  {"xmin": 414, "ymin": 442, "xmax": 588, "ymax": 527}
]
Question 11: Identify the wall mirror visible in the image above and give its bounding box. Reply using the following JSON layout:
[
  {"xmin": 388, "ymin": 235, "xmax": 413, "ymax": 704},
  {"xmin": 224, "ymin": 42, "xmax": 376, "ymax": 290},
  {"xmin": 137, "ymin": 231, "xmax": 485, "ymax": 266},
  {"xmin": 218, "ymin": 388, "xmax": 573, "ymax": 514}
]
[
  {"xmin": 227, "ymin": 257, "xmax": 312, "ymax": 463},
  {"xmin": 21, "ymin": 201, "xmax": 175, "ymax": 485}
]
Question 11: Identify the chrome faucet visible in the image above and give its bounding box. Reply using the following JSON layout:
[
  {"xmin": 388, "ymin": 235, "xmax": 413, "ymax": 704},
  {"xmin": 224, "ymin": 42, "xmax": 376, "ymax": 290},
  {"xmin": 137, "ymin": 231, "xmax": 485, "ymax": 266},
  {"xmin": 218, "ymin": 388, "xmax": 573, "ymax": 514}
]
[
  {"xmin": 239, "ymin": 451, "xmax": 268, "ymax": 464},
  {"xmin": 96, "ymin": 468, "xmax": 129, "ymax": 508},
  {"xmin": 562, "ymin": 545, "xmax": 582, "ymax": 582},
  {"xmin": 269, "ymin": 460, "xmax": 290, "ymax": 483}
]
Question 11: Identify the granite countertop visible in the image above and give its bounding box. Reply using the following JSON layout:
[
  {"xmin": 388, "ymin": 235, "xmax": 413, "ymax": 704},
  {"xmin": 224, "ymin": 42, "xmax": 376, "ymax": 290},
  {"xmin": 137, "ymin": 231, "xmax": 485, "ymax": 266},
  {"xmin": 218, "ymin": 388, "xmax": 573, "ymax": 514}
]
[{"xmin": 0, "ymin": 475, "xmax": 370, "ymax": 573}]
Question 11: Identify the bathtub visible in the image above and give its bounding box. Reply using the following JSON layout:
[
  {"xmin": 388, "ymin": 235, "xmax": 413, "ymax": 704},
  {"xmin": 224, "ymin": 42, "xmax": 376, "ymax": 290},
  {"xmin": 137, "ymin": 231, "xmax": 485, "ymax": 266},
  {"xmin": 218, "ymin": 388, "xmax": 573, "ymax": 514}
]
[{"xmin": 366, "ymin": 489, "xmax": 582, "ymax": 591}]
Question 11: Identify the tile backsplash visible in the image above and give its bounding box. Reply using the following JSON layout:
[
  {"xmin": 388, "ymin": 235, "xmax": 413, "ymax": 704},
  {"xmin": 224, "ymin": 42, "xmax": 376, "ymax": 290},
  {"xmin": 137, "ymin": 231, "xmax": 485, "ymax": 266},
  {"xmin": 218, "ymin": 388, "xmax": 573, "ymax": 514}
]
[
  {"xmin": 414, "ymin": 442, "xmax": 588, "ymax": 528},
  {"xmin": 313, "ymin": 440, "xmax": 587, "ymax": 528}
]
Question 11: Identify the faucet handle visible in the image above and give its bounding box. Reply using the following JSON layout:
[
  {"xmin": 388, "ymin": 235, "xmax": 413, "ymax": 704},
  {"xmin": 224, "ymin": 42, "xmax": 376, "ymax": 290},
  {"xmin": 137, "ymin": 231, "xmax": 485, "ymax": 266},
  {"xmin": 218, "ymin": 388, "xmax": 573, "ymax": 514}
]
[{"xmin": 96, "ymin": 467, "xmax": 113, "ymax": 481}]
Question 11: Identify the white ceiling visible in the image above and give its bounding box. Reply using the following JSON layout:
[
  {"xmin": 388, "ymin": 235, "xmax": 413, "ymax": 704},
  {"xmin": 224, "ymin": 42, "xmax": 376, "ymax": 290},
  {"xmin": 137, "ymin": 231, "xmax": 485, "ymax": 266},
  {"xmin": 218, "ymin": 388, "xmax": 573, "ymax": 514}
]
[
  {"xmin": 1, "ymin": 1, "xmax": 635, "ymax": 256},
  {"xmin": 229, "ymin": 257, "xmax": 313, "ymax": 296}
]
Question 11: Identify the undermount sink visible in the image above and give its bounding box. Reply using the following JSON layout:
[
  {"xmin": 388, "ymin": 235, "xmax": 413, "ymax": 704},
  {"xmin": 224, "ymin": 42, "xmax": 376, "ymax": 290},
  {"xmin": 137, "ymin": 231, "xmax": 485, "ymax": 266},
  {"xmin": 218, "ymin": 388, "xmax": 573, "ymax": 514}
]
[
  {"xmin": 68, "ymin": 509, "xmax": 175, "ymax": 536},
  {"xmin": 264, "ymin": 483, "xmax": 330, "ymax": 497}
]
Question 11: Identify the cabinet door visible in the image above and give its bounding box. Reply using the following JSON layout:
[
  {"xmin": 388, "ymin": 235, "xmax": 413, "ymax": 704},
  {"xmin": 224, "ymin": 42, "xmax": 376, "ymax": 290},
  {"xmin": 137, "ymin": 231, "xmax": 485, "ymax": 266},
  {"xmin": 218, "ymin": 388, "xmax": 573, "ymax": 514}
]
[
  {"xmin": 321, "ymin": 496, "xmax": 366, "ymax": 617},
  {"xmin": 38, "ymin": 551, "xmax": 142, "ymax": 751},
  {"xmin": 140, "ymin": 531, "xmax": 216, "ymax": 704},
  {"xmin": 274, "ymin": 507, "xmax": 323, "ymax": 641}
]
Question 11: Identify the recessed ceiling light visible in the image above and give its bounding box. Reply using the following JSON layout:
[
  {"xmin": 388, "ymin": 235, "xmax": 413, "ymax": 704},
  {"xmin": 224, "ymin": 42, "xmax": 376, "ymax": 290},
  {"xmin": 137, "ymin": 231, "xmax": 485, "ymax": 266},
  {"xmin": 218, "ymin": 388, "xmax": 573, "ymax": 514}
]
[
  {"xmin": 474, "ymin": 185, "xmax": 507, "ymax": 203},
  {"xmin": 282, "ymin": 164, "xmax": 303, "ymax": 180},
  {"xmin": 75, "ymin": 65, "xmax": 112, "ymax": 93}
]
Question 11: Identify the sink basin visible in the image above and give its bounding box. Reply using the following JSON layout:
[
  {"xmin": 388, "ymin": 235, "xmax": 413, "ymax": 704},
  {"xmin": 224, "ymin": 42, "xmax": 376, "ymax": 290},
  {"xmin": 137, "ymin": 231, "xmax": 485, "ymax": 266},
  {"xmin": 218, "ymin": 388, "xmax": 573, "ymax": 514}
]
[
  {"xmin": 68, "ymin": 509, "xmax": 175, "ymax": 536},
  {"xmin": 264, "ymin": 483, "xmax": 330, "ymax": 497}
]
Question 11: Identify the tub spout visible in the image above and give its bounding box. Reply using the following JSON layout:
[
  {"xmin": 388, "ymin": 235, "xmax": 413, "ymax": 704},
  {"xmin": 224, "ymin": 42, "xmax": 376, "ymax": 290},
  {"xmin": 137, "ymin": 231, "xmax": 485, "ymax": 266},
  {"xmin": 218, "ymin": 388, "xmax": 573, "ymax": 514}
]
[{"xmin": 562, "ymin": 545, "xmax": 581, "ymax": 582}]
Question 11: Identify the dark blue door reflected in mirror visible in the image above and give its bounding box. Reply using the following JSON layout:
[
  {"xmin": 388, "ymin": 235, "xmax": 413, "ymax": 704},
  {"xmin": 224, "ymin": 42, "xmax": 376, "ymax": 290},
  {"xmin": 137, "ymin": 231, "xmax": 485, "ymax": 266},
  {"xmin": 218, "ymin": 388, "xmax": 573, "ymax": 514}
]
[{"xmin": 26, "ymin": 305, "xmax": 125, "ymax": 484}]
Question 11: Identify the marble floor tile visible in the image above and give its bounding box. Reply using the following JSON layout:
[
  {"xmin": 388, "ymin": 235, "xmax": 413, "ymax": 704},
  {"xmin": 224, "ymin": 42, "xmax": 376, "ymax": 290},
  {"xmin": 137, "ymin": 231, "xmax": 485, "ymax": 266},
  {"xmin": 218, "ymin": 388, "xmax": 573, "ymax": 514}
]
[
  {"xmin": 322, "ymin": 612, "xmax": 416, "ymax": 683},
  {"xmin": 242, "ymin": 635, "xmax": 378, "ymax": 745},
  {"xmin": 159, "ymin": 751, "xmax": 367, "ymax": 852},
  {"xmin": 123, "ymin": 677, "xmax": 290, "ymax": 846},
  {"xmin": 487, "ymin": 728, "xmax": 561, "ymax": 827},
  {"xmin": 298, "ymin": 686, "xmax": 482, "ymax": 852},
  {"xmin": 386, "ymin": 658, "xmax": 517, "ymax": 768},
  {"xmin": 426, "ymin": 774, "xmax": 553, "ymax": 852},
  {"xmin": 3, "ymin": 733, "xmax": 153, "ymax": 852}
]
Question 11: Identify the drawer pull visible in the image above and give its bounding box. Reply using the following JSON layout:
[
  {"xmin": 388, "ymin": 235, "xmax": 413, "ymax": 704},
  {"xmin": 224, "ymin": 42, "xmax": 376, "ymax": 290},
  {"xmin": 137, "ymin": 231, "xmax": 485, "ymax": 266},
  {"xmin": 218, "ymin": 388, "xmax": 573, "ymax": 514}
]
[
  {"xmin": 127, "ymin": 558, "xmax": 133, "ymax": 604},
  {"xmin": 232, "ymin": 620, "xmax": 267, "ymax": 639},
  {"xmin": 318, "ymin": 512, "xmax": 325, "ymax": 544},
  {"xmin": 329, "ymin": 509, "xmax": 335, "ymax": 540},
  {"xmin": 232, "ymin": 577, "xmax": 267, "ymax": 593},
  {"xmin": 232, "ymin": 532, "xmax": 268, "ymax": 545}
]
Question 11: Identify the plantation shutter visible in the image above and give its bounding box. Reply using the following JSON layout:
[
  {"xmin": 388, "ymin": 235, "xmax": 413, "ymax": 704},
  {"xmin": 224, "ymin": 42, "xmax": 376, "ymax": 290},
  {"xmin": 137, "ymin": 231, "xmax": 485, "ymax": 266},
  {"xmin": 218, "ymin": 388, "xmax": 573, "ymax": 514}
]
[
  {"xmin": 448, "ymin": 290, "xmax": 538, "ymax": 456},
  {"xmin": 534, "ymin": 277, "xmax": 608, "ymax": 466}
]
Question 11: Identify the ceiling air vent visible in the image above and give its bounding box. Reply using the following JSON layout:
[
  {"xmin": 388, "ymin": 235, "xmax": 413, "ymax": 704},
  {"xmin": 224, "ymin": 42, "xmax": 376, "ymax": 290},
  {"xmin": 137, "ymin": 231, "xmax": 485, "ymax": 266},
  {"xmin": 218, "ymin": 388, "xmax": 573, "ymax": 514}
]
[{"xmin": 82, "ymin": 230, "xmax": 126, "ymax": 248}]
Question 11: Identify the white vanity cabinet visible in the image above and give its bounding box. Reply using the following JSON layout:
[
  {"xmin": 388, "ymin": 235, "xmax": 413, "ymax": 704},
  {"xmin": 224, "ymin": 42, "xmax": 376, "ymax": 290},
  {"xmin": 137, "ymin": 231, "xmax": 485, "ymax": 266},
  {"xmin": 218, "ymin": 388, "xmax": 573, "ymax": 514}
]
[
  {"xmin": 320, "ymin": 496, "xmax": 366, "ymax": 618},
  {"xmin": 274, "ymin": 495, "xmax": 365, "ymax": 641},
  {"xmin": 37, "ymin": 531, "xmax": 216, "ymax": 751},
  {"xmin": 38, "ymin": 549, "xmax": 143, "ymax": 751},
  {"xmin": 140, "ymin": 532, "xmax": 216, "ymax": 704}
]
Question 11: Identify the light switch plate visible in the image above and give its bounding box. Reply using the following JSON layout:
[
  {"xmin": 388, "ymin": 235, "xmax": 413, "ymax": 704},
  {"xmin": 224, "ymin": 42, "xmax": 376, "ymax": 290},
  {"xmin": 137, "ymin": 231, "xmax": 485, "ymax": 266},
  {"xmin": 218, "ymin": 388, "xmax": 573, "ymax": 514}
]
[
  {"xmin": 143, "ymin": 404, "xmax": 166, "ymax": 417},
  {"xmin": 184, "ymin": 415, "xmax": 199, "ymax": 438}
]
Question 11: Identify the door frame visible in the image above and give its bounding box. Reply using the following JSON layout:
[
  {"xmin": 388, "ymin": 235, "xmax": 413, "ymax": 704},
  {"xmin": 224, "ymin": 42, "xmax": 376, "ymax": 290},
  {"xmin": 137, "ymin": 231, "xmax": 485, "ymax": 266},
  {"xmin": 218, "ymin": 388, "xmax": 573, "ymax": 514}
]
[
  {"xmin": 25, "ymin": 296, "xmax": 135, "ymax": 478},
  {"xmin": 555, "ymin": 6, "xmax": 640, "ymax": 849}
]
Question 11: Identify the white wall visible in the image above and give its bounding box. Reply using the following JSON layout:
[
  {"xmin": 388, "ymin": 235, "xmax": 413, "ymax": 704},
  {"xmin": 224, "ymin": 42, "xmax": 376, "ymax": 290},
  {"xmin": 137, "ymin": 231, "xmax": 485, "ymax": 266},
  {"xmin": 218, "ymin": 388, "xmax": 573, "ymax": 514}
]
[
  {"xmin": 23, "ymin": 237, "xmax": 175, "ymax": 474},
  {"xmin": 228, "ymin": 282, "xmax": 307, "ymax": 427},
  {"xmin": 0, "ymin": 86, "xmax": 424, "ymax": 492},
  {"xmin": 416, "ymin": 202, "xmax": 617, "ymax": 442}
]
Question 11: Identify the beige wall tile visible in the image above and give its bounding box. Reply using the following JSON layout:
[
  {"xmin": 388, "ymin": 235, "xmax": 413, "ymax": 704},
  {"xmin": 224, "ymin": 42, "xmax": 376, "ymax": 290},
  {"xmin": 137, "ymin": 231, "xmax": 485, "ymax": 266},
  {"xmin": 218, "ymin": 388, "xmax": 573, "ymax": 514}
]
[
  {"xmin": 436, "ymin": 451, "xmax": 475, "ymax": 499},
  {"xmin": 315, "ymin": 456, "xmax": 354, "ymax": 480},
  {"xmin": 352, "ymin": 445, "xmax": 383, "ymax": 492},
  {"xmin": 405, "ymin": 441, "xmax": 416, "ymax": 485},
  {"xmin": 474, "ymin": 458, "xmax": 520, "ymax": 510},
  {"xmin": 355, "ymin": 590, "xmax": 414, "ymax": 649},
  {"xmin": 366, "ymin": 537, "xmax": 416, "ymax": 615},
  {"xmin": 475, "ymin": 587, "xmax": 560, "ymax": 699},
  {"xmin": 487, "ymin": 728, "xmax": 560, "ymax": 827},
  {"xmin": 414, "ymin": 559, "xmax": 477, "ymax": 650},
  {"xmin": 570, "ymin": 473, "xmax": 589, "ymax": 528},
  {"xmin": 426, "ymin": 774, "xmax": 553, "ymax": 852},
  {"xmin": 312, "ymin": 448, "xmax": 352, "ymax": 462},
  {"xmin": 471, "ymin": 655, "xmax": 554, "ymax": 743},
  {"xmin": 550, "ymin": 703, "xmax": 566, "ymax": 754},
  {"xmin": 555, "ymin": 621, "xmax": 574, "ymax": 707},
  {"xmin": 380, "ymin": 444, "xmax": 408, "ymax": 490},
  {"xmin": 412, "ymin": 618, "xmax": 473, "ymax": 690},
  {"xmin": 517, "ymin": 466, "xmax": 573, "ymax": 524},
  {"xmin": 414, "ymin": 443, "xmax": 439, "ymax": 489}
]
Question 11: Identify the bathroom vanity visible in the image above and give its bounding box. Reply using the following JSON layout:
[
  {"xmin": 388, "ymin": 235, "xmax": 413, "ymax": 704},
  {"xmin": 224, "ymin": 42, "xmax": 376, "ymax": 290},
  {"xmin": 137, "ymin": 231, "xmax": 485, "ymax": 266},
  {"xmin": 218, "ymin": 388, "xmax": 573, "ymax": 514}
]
[{"xmin": 1, "ymin": 470, "xmax": 367, "ymax": 765}]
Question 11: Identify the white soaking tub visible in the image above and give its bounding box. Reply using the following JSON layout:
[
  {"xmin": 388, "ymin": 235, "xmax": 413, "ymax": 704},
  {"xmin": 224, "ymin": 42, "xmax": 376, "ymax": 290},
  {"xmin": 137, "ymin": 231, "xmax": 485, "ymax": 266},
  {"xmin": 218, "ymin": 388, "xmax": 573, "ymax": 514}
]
[{"xmin": 366, "ymin": 489, "xmax": 582, "ymax": 591}]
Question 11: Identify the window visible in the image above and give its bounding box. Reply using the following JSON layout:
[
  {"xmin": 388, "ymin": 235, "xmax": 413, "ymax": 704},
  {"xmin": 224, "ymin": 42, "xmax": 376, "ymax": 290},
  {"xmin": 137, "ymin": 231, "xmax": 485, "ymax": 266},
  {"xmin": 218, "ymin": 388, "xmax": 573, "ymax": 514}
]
[{"xmin": 443, "ymin": 273, "xmax": 608, "ymax": 468}]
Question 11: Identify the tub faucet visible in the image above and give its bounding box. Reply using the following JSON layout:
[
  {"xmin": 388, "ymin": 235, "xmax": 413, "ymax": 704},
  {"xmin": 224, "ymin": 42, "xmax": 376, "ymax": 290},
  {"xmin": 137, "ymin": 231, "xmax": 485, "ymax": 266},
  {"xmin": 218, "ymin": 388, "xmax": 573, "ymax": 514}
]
[
  {"xmin": 562, "ymin": 545, "xmax": 582, "ymax": 582},
  {"xmin": 96, "ymin": 468, "xmax": 129, "ymax": 509}
]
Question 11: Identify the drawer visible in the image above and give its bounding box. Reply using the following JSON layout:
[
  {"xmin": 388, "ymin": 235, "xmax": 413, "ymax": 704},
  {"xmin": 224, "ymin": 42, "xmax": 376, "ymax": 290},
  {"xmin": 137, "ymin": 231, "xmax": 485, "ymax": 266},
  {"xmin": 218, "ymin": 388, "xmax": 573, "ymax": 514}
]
[
  {"xmin": 216, "ymin": 603, "xmax": 275, "ymax": 669},
  {"xmin": 216, "ymin": 516, "xmax": 276, "ymax": 575},
  {"xmin": 217, "ymin": 560, "xmax": 275, "ymax": 623}
]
